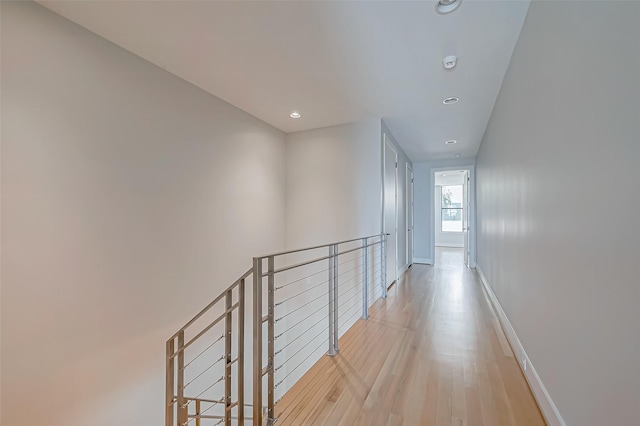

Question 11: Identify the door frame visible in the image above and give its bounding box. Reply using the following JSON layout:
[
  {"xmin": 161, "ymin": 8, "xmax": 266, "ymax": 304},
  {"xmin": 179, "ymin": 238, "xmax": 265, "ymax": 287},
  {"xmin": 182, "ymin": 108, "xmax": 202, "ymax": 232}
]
[
  {"xmin": 430, "ymin": 165, "xmax": 476, "ymax": 267},
  {"xmin": 382, "ymin": 133, "xmax": 398, "ymax": 285},
  {"xmin": 406, "ymin": 163, "xmax": 414, "ymax": 267}
]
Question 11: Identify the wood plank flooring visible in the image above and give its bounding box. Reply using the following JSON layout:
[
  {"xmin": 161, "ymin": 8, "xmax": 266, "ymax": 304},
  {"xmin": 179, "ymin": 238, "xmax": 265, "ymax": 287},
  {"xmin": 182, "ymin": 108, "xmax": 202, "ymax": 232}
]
[{"xmin": 274, "ymin": 248, "xmax": 546, "ymax": 425}]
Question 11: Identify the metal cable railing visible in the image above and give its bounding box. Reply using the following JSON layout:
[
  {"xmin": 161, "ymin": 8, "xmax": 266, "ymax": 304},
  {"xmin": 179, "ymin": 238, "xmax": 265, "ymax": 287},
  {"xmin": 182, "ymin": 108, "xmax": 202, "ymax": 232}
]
[{"xmin": 166, "ymin": 234, "xmax": 387, "ymax": 426}]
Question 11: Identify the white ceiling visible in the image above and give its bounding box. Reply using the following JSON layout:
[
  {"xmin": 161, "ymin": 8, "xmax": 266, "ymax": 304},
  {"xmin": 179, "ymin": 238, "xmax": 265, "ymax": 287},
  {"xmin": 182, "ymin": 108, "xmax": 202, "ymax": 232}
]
[{"xmin": 38, "ymin": 0, "xmax": 530, "ymax": 162}]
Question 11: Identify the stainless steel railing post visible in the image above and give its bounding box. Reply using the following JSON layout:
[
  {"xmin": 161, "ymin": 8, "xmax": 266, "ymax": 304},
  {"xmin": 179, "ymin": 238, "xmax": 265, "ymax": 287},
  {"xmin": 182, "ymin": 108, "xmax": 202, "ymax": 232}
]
[
  {"xmin": 238, "ymin": 278, "xmax": 245, "ymax": 426},
  {"xmin": 362, "ymin": 238, "xmax": 369, "ymax": 319},
  {"xmin": 381, "ymin": 234, "xmax": 387, "ymax": 299},
  {"xmin": 177, "ymin": 331, "xmax": 186, "ymax": 426},
  {"xmin": 328, "ymin": 246, "xmax": 337, "ymax": 356},
  {"xmin": 252, "ymin": 257, "xmax": 263, "ymax": 425},
  {"xmin": 333, "ymin": 244, "xmax": 339, "ymax": 353},
  {"xmin": 166, "ymin": 339, "xmax": 175, "ymax": 426},
  {"xmin": 224, "ymin": 289, "xmax": 233, "ymax": 426},
  {"xmin": 267, "ymin": 256, "xmax": 275, "ymax": 422}
]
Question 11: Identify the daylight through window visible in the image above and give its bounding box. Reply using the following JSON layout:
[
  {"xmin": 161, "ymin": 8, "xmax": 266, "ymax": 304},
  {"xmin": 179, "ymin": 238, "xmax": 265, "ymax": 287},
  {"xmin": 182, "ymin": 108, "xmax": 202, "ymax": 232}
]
[{"xmin": 441, "ymin": 185, "xmax": 463, "ymax": 232}]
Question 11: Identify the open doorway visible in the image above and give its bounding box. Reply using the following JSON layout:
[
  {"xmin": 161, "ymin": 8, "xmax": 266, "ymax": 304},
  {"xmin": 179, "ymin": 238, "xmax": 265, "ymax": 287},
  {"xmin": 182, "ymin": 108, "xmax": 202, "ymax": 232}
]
[
  {"xmin": 383, "ymin": 135, "xmax": 398, "ymax": 287},
  {"xmin": 432, "ymin": 167, "xmax": 475, "ymax": 266}
]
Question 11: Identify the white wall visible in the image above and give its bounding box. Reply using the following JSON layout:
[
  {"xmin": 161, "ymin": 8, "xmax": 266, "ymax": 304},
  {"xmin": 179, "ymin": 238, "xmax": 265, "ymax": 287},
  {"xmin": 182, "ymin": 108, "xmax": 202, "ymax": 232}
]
[
  {"xmin": 413, "ymin": 158, "xmax": 475, "ymax": 264},
  {"xmin": 1, "ymin": 2, "xmax": 286, "ymax": 425},
  {"xmin": 381, "ymin": 122, "xmax": 413, "ymax": 276},
  {"xmin": 285, "ymin": 119, "xmax": 382, "ymax": 247},
  {"xmin": 281, "ymin": 118, "xmax": 382, "ymax": 397},
  {"xmin": 476, "ymin": 2, "xmax": 640, "ymax": 425}
]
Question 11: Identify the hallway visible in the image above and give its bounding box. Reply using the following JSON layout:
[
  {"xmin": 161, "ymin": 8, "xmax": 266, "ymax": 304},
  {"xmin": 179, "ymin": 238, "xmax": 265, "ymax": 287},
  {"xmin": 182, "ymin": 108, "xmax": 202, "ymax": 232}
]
[{"xmin": 275, "ymin": 248, "xmax": 545, "ymax": 425}]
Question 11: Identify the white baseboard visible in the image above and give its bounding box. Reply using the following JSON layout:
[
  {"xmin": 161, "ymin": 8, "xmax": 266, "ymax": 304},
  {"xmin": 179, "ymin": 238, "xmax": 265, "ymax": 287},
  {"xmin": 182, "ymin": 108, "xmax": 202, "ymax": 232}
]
[
  {"xmin": 413, "ymin": 257, "xmax": 433, "ymax": 265},
  {"xmin": 476, "ymin": 266, "xmax": 566, "ymax": 426}
]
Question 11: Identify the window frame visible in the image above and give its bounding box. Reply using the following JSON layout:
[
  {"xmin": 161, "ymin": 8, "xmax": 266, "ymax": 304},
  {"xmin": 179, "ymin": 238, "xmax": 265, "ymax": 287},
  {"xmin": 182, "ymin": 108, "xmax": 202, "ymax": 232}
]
[{"xmin": 440, "ymin": 184, "xmax": 463, "ymax": 233}]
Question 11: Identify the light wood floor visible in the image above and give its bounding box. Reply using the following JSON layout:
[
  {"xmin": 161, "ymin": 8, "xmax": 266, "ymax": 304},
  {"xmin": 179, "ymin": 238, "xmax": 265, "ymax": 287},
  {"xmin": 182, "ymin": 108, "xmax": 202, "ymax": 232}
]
[{"xmin": 275, "ymin": 248, "xmax": 546, "ymax": 426}]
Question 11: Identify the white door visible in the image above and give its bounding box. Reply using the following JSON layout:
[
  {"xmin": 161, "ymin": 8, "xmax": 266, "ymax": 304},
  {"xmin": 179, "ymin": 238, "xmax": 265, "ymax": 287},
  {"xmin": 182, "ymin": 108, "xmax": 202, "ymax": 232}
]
[
  {"xmin": 384, "ymin": 137, "xmax": 398, "ymax": 287},
  {"xmin": 406, "ymin": 165, "xmax": 414, "ymax": 266},
  {"xmin": 463, "ymin": 171, "xmax": 470, "ymax": 266}
]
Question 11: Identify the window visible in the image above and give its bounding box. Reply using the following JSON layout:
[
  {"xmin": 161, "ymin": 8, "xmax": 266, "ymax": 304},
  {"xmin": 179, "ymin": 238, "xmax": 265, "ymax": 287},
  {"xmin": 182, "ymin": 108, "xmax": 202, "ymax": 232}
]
[{"xmin": 441, "ymin": 185, "xmax": 463, "ymax": 232}]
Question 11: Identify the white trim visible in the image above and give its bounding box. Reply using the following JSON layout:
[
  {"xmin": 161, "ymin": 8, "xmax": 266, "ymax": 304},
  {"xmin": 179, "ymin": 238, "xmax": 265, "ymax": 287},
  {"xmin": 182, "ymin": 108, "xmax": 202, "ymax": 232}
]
[
  {"xmin": 435, "ymin": 243, "xmax": 464, "ymax": 248},
  {"xmin": 430, "ymin": 165, "xmax": 476, "ymax": 267},
  {"xmin": 476, "ymin": 266, "xmax": 566, "ymax": 426},
  {"xmin": 383, "ymin": 134, "xmax": 399, "ymax": 286},
  {"xmin": 406, "ymin": 163, "xmax": 414, "ymax": 267},
  {"xmin": 412, "ymin": 257, "xmax": 433, "ymax": 265}
]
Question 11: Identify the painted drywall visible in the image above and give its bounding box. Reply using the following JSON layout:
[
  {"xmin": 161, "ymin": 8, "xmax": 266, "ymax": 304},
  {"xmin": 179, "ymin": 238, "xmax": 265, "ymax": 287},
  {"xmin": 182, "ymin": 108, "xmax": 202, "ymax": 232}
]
[
  {"xmin": 413, "ymin": 158, "xmax": 475, "ymax": 264},
  {"xmin": 434, "ymin": 186, "xmax": 464, "ymax": 248},
  {"xmin": 282, "ymin": 119, "xmax": 383, "ymax": 397},
  {"xmin": 381, "ymin": 122, "xmax": 413, "ymax": 277},
  {"xmin": 476, "ymin": 2, "xmax": 640, "ymax": 425},
  {"xmin": 285, "ymin": 119, "xmax": 382, "ymax": 248},
  {"xmin": 1, "ymin": 2, "xmax": 286, "ymax": 425}
]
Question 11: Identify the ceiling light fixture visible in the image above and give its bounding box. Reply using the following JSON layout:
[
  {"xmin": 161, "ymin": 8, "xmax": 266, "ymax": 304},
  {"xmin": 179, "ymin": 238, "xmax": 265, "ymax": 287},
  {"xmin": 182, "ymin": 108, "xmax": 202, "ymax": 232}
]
[
  {"xmin": 455, "ymin": 154, "xmax": 461, "ymax": 158},
  {"xmin": 443, "ymin": 55, "xmax": 458, "ymax": 69},
  {"xmin": 446, "ymin": 139, "xmax": 457, "ymax": 144},
  {"xmin": 436, "ymin": 0, "xmax": 462, "ymax": 14},
  {"xmin": 289, "ymin": 111, "xmax": 301, "ymax": 119},
  {"xmin": 443, "ymin": 97, "xmax": 459, "ymax": 105}
]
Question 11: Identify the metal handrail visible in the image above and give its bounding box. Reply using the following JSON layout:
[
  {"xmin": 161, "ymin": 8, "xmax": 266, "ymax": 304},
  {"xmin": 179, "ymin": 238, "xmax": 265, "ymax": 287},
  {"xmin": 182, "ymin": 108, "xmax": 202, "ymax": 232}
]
[
  {"xmin": 266, "ymin": 240, "xmax": 383, "ymax": 276},
  {"xmin": 166, "ymin": 233, "xmax": 386, "ymax": 426},
  {"xmin": 169, "ymin": 268, "xmax": 252, "ymax": 341},
  {"xmin": 254, "ymin": 233, "xmax": 384, "ymax": 259}
]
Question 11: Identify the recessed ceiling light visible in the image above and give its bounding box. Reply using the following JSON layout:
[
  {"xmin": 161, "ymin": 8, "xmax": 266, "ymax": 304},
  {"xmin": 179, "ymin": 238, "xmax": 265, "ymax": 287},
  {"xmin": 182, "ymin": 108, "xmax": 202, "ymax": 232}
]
[
  {"xmin": 289, "ymin": 111, "xmax": 301, "ymax": 119},
  {"xmin": 446, "ymin": 139, "xmax": 457, "ymax": 144},
  {"xmin": 443, "ymin": 97, "xmax": 459, "ymax": 105},
  {"xmin": 443, "ymin": 55, "xmax": 458, "ymax": 70},
  {"xmin": 455, "ymin": 154, "xmax": 461, "ymax": 158},
  {"xmin": 436, "ymin": 0, "xmax": 462, "ymax": 14},
  {"xmin": 459, "ymin": 170, "xmax": 464, "ymax": 172},
  {"xmin": 442, "ymin": 174, "xmax": 447, "ymax": 177}
]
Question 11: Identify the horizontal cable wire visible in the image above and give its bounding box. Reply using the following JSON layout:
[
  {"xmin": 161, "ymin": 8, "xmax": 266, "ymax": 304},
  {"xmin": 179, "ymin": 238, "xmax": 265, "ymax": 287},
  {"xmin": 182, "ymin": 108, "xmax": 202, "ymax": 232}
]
[
  {"xmin": 338, "ymin": 291, "xmax": 362, "ymax": 310},
  {"xmin": 340, "ymin": 303, "xmax": 364, "ymax": 327},
  {"xmin": 274, "ymin": 325, "xmax": 327, "ymax": 373},
  {"xmin": 370, "ymin": 289, "xmax": 383, "ymax": 303},
  {"xmin": 183, "ymin": 334, "xmax": 224, "ymax": 370},
  {"xmin": 337, "ymin": 253, "xmax": 362, "ymax": 267},
  {"xmin": 275, "ymin": 278, "xmax": 328, "ymax": 305},
  {"xmin": 369, "ymin": 280, "xmax": 383, "ymax": 302},
  {"xmin": 338, "ymin": 295, "xmax": 364, "ymax": 322},
  {"xmin": 338, "ymin": 284, "xmax": 363, "ymax": 308},
  {"xmin": 274, "ymin": 314, "xmax": 326, "ymax": 355},
  {"xmin": 338, "ymin": 277, "xmax": 364, "ymax": 300},
  {"xmin": 275, "ymin": 334, "xmax": 328, "ymax": 389},
  {"xmin": 275, "ymin": 291, "xmax": 326, "ymax": 322},
  {"xmin": 339, "ymin": 270, "xmax": 364, "ymax": 287},
  {"xmin": 369, "ymin": 259, "xmax": 383, "ymax": 270},
  {"xmin": 183, "ymin": 355, "xmax": 225, "ymax": 389},
  {"xmin": 274, "ymin": 266, "xmax": 330, "ymax": 290},
  {"xmin": 334, "ymin": 267, "xmax": 363, "ymax": 284},
  {"xmin": 185, "ymin": 398, "xmax": 225, "ymax": 426},
  {"xmin": 188, "ymin": 376, "xmax": 224, "ymax": 403},
  {"xmin": 274, "ymin": 302, "xmax": 326, "ymax": 339},
  {"xmin": 369, "ymin": 270, "xmax": 381, "ymax": 283}
]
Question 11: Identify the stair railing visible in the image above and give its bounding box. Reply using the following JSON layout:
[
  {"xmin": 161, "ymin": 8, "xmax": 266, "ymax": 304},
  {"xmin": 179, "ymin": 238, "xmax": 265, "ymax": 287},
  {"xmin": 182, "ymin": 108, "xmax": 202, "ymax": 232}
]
[{"xmin": 166, "ymin": 234, "xmax": 386, "ymax": 426}]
